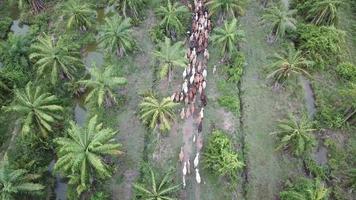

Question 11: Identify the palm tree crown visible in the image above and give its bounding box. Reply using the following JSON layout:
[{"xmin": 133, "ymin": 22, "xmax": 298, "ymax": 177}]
[
  {"xmin": 261, "ymin": 4, "xmax": 297, "ymax": 41},
  {"xmin": 267, "ymin": 45, "xmax": 313, "ymax": 85},
  {"xmin": 139, "ymin": 95, "xmax": 177, "ymax": 132},
  {"xmin": 54, "ymin": 115, "xmax": 121, "ymax": 195},
  {"xmin": 156, "ymin": 0, "xmax": 189, "ymax": 37},
  {"xmin": 29, "ymin": 33, "xmax": 83, "ymax": 85},
  {"xmin": 153, "ymin": 37, "xmax": 186, "ymax": 81},
  {"xmin": 62, "ymin": 0, "xmax": 96, "ymax": 31},
  {"xmin": 133, "ymin": 167, "xmax": 180, "ymax": 200},
  {"xmin": 307, "ymin": 0, "xmax": 343, "ymax": 26},
  {"xmin": 98, "ymin": 15, "xmax": 136, "ymax": 57},
  {"xmin": 2, "ymin": 82, "xmax": 63, "ymax": 137},
  {"xmin": 207, "ymin": 0, "xmax": 246, "ymax": 18},
  {"xmin": 211, "ymin": 18, "xmax": 245, "ymax": 57},
  {"xmin": 111, "ymin": 0, "xmax": 145, "ymax": 19},
  {"xmin": 270, "ymin": 114, "xmax": 316, "ymax": 157},
  {"xmin": 78, "ymin": 64, "xmax": 127, "ymax": 107},
  {"xmin": 0, "ymin": 154, "xmax": 44, "ymax": 200}
]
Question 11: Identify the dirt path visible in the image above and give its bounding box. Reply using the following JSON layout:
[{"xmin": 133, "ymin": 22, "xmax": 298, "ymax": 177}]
[
  {"xmin": 239, "ymin": 1, "xmax": 302, "ymax": 199},
  {"xmin": 110, "ymin": 11, "xmax": 156, "ymax": 200}
]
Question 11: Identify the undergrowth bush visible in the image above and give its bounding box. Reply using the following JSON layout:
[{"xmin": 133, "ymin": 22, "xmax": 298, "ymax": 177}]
[
  {"xmin": 296, "ymin": 24, "xmax": 345, "ymax": 69},
  {"xmin": 226, "ymin": 52, "xmax": 245, "ymax": 83},
  {"xmin": 217, "ymin": 80, "xmax": 240, "ymax": 116},
  {"xmin": 336, "ymin": 62, "xmax": 356, "ymax": 81},
  {"xmin": 203, "ymin": 130, "xmax": 244, "ymax": 182},
  {"xmin": 0, "ymin": 17, "xmax": 12, "ymax": 39}
]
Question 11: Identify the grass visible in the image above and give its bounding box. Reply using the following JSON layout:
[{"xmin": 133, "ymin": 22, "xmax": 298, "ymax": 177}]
[{"xmin": 239, "ymin": 1, "xmax": 305, "ymax": 199}]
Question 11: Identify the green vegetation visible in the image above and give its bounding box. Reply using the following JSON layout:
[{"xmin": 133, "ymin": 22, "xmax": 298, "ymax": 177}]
[
  {"xmin": 98, "ymin": 15, "xmax": 136, "ymax": 57},
  {"xmin": 139, "ymin": 95, "xmax": 177, "ymax": 132},
  {"xmin": 0, "ymin": 0, "xmax": 354, "ymax": 199},
  {"xmin": 62, "ymin": 0, "xmax": 96, "ymax": 31},
  {"xmin": 267, "ymin": 44, "xmax": 313, "ymax": 85},
  {"xmin": 30, "ymin": 33, "xmax": 83, "ymax": 84},
  {"xmin": 133, "ymin": 166, "xmax": 180, "ymax": 200},
  {"xmin": 280, "ymin": 178, "xmax": 328, "ymax": 200},
  {"xmin": 54, "ymin": 115, "xmax": 121, "ymax": 195},
  {"xmin": 153, "ymin": 37, "xmax": 186, "ymax": 81},
  {"xmin": 270, "ymin": 114, "xmax": 316, "ymax": 157},
  {"xmin": 203, "ymin": 130, "xmax": 244, "ymax": 181},
  {"xmin": 0, "ymin": 154, "xmax": 44, "ymax": 200},
  {"xmin": 3, "ymin": 82, "xmax": 63, "ymax": 136},
  {"xmin": 261, "ymin": 4, "xmax": 297, "ymax": 41},
  {"xmin": 296, "ymin": 0, "xmax": 343, "ymax": 26},
  {"xmin": 155, "ymin": 0, "xmax": 189, "ymax": 38},
  {"xmin": 78, "ymin": 65, "xmax": 127, "ymax": 107},
  {"xmin": 296, "ymin": 24, "xmax": 345, "ymax": 68},
  {"xmin": 207, "ymin": 0, "xmax": 246, "ymax": 18},
  {"xmin": 211, "ymin": 18, "xmax": 245, "ymax": 57}
]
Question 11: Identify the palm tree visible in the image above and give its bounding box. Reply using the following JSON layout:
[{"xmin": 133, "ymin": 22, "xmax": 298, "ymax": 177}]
[
  {"xmin": 2, "ymin": 82, "xmax": 63, "ymax": 137},
  {"xmin": 29, "ymin": 34, "xmax": 83, "ymax": 85},
  {"xmin": 206, "ymin": 0, "xmax": 246, "ymax": 19},
  {"xmin": 110, "ymin": 0, "xmax": 145, "ymax": 19},
  {"xmin": 211, "ymin": 18, "xmax": 245, "ymax": 57},
  {"xmin": 270, "ymin": 114, "xmax": 316, "ymax": 157},
  {"xmin": 54, "ymin": 115, "xmax": 121, "ymax": 195},
  {"xmin": 62, "ymin": 0, "xmax": 96, "ymax": 31},
  {"xmin": 280, "ymin": 178, "xmax": 328, "ymax": 200},
  {"xmin": 153, "ymin": 37, "xmax": 186, "ymax": 82},
  {"xmin": 307, "ymin": 0, "xmax": 343, "ymax": 26},
  {"xmin": 133, "ymin": 167, "xmax": 180, "ymax": 200},
  {"xmin": 0, "ymin": 154, "xmax": 44, "ymax": 200},
  {"xmin": 156, "ymin": 0, "xmax": 189, "ymax": 37},
  {"xmin": 261, "ymin": 4, "xmax": 297, "ymax": 41},
  {"xmin": 78, "ymin": 65, "xmax": 127, "ymax": 107},
  {"xmin": 98, "ymin": 15, "xmax": 136, "ymax": 57},
  {"xmin": 139, "ymin": 95, "xmax": 177, "ymax": 132},
  {"xmin": 10, "ymin": 0, "xmax": 44, "ymax": 13},
  {"xmin": 267, "ymin": 45, "xmax": 313, "ymax": 85}
]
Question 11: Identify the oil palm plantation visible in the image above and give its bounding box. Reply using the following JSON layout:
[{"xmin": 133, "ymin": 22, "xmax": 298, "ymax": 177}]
[
  {"xmin": 153, "ymin": 37, "xmax": 186, "ymax": 81},
  {"xmin": 207, "ymin": 0, "xmax": 246, "ymax": 18},
  {"xmin": 62, "ymin": 0, "xmax": 96, "ymax": 31},
  {"xmin": 98, "ymin": 15, "xmax": 136, "ymax": 57},
  {"xmin": 0, "ymin": 154, "xmax": 44, "ymax": 200},
  {"xmin": 2, "ymin": 82, "xmax": 63, "ymax": 137},
  {"xmin": 267, "ymin": 45, "xmax": 313, "ymax": 85},
  {"xmin": 270, "ymin": 114, "xmax": 316, "ymax": 157},
  {"xmin": 54, "ymin": 115, "xmax": 121, "ymax": 195},
  {"xmin": 139, "ymin": 95, "xmax": 177, "ymax": 132},
  {"xmin": 29, "ymin": 34, "xmax": 83, "ymax": 85},
  {"xmin": 110, "ymin": 0, "xmax": 145, "ymax": 19},
  {"xmin": 156, "ymin": 0, "xmax": 189, "ymax": 38},
  {"xmin": 211, "ymin": 18, "xmax": 245, "ymax": 57},
  {"xmin": 306, "ymin": 0, "xmax": 343, "ymax": 26},
  {"xmin": 261, "ymin": 4, "xmax": 297, "ymax": 41},
  {"xmin": 78, "ymin": 65, "xmax": 127, "ymax": 107},
  {"xmin": 133, "ymin": 167, "xmax": 180, "ymax": 200}
]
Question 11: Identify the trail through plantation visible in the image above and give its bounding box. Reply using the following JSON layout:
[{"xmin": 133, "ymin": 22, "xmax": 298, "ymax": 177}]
[{"xmin": 239, "ymin": 1, "xmax": 302, "ymax": 199}]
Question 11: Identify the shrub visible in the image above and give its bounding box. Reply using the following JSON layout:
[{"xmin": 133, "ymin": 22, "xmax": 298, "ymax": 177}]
[
  {"xmin": 336, "ymin": 62, "xmax": 356, "ymax": 81},
  {"xmin": 280, "ymin": 178, "xmax": 329, "ymax": 200},
  {"xmin": 296, "ymin": 24, "xmax": 345, "ymax": 69},
  {"xmin": 226, "ymin": 52, "xmax": 245, "ymax": 83},
  {"xmin": 0, "ymin": 17, "xmax": 12, "ymax": 39},
  {"xmin": 217, "ymin": 95, "xmax": 240, "ymax": 116},
  {"xmin": 203, "ymin": 130, "xmax": 244, "ymax": 181}
]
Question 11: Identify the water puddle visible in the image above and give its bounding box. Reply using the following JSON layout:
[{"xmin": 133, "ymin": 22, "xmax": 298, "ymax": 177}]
[
  {"xmin": 299, "ymin": 76, "xmax": 316, "ymax": 119},
  {"xmin": 314, "ymin": 146, "xmax": 328, "ymax": 165},
  {"xmin": 83, "ymin": 43, "xmax": 104, "ymax": 69},
  {"xmin": 74, "ymin": 103, "xmax": 87, "ymax": 127},
  {"xmin": 48, "ymin": 160, "xmax": 68, "ymax": 200},
  {"xmin": 10, "ymin": 20, "xmax": 29, "ymax": 36}
]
